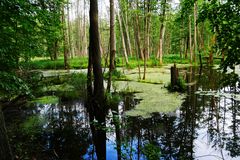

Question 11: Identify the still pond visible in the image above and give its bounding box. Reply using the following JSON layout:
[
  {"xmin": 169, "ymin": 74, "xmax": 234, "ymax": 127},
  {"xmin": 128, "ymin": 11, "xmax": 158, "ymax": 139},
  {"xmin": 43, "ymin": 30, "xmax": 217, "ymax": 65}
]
[{"xmin": 4, "ymin": 66, "xmax": 240, "ymax": 160}]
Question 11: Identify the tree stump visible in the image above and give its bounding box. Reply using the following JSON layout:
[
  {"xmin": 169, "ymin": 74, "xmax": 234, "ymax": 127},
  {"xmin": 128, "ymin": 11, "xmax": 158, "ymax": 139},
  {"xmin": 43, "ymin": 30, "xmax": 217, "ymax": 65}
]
[{"xmin": 171, "ymin": 63, "xmax": 179, "ymax": 89}]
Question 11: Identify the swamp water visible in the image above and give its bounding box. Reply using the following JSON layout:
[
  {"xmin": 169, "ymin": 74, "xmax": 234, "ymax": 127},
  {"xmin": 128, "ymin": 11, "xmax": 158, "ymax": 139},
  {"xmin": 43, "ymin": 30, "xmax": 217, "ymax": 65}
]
[{"xmin": 4, "ymin": 66, "xmax": 240, "ymax": 160}]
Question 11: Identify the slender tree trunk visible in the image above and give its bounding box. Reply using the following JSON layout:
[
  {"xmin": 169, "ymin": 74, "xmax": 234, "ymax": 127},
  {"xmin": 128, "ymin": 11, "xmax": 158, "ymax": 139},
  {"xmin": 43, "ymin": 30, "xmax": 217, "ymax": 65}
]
[
  {"xmin": 134, "ymin": 15, "xmax": 143, "ymax": 59},
  {"xmin": 185, "ymin": 37, "xmax": 189, "ymax": 58},
  {"xmin": 0, "ymin": 107, "xmax": 13, "ymax": 160},
  {"xmin": 147, "ymin": 14, "xmax": 151, "ymax": 59},
  {"xmin": 143, "ymin": 0, "xmax": 150, "ymax": 80},
  {"xmin": 121, "ymin": 14, "xmax": 131, "ymax": 57},
  {"xmin": 62, "ymin": 6, "xmax": 69, "ymax": 70},
  {"xmin": 119, "ymin": 0, "xmax": 132, "ymax": 57},
  {"xmin": 157, "ymin": 0, "xmax": 167, "ymax": 65},
  {"xmin": 83, "ymin": 0, "xmax": 88, "ymax": 56},
  {"xmin": 107, "ymin": 0, "xmax": 116, "ymax": 92},
  {"xmin": 117, "ymin": 7, "xmax": 129, "ymax": 65},
  {"xmin": 189, "ymin": 15, "xmax": 193, "ymax": 63},
  {"xmin": 122, "ymin": 13, "xmax": 132, "ymax": 57},
  {"xmin": 76, "ymin": 0, "xmax": 81, "ymax": 56},
  {"xmin": 53, "ymin": 40, "xmax": 58, "ymax": 60},
  {"xmin": 180, "ymin": 18, "xmax": 184, "ymax": 59},
  {"xmin": 158, "ymin": 24, "xmax": 166, "ymax": 64},
  {"xmin": 67, "ymin": 1, "xmax": 73, "ymax": 58},
  {"xmin": 193, "ymin": 0, "xmax": 198, "ymax": 63}
]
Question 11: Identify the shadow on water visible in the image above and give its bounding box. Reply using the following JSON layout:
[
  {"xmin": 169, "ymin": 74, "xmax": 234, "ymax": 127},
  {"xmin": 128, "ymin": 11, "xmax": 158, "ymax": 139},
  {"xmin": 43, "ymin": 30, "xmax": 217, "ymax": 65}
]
[{"xmin": 3, "ymin": 66, "xmax": 240, "ymax": 160}]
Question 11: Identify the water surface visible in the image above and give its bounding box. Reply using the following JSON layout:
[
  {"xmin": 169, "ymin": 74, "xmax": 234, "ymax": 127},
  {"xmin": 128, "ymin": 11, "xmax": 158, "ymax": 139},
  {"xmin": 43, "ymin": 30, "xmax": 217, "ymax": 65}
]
[{"xmin": 4, "ymin": 66, "xmax": 240, "ymax": 160}]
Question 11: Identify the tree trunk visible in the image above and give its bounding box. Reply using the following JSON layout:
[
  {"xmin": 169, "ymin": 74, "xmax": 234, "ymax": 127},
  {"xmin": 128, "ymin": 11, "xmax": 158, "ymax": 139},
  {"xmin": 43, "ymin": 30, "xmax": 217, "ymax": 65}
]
[
  {"xmin": 0, "ymin": 107, "xmax": 13, "ymax": 160},
  {"xmin": 158, "ymin": 24, "xmax": 166, "ymax": 65},
  {"xmin": 107, "ymin": 0, "xmax": 116, "ymax": 92},
  {"xmin": 67, "ymin": 1, "xmax": 73, "ymax": 58},
  {"xmin": 62, "ymin": 6, "xmax": 69, "ymax": 70},
  {"xmin": 157, "ymin": 0, "xmax": 167, "ymax": 65},
  {"xmin": 89, "ymin": 0, "xmax": 105, "ymax": 105},
  {"xmin": 134, "ymin": 15, "xmax": 143, "ymax": 60},
  {"xmin": 117, "ymin": 7, "xmax": 129, "ymax": 65},
  {"xmin": 122, "ymin": 13, "xmax": 132, "ymax": 57},
  {"xmin": 171, "ymin": 64, "xmax": 179, "ymax": 89},
  {"xmin": 189, "ymin": 15, "xmax": 193, "ymax": 63},
  {"xmin": 83, "ymin": 0, "xmax": 88, "ymax": 56},
  {"xmin": 193, "ymin": 1, "xmax": 198, "ymax": 63},
  {"xmin": 76, "ymin": 0, "xmax": 81, "ymax": 56},
  {"xmin": 185, "ymin": 37, "xmax": 189, "ymax": 59},
  {"xmin": 147, "ymin": 15, "xmax": 151, "ymax": 59},
  {"xmin": 89, "ymin": 1, "xmax": 106, "ymax": 159},
  {"xmin": 143, "ymin": 0, "xmax": 151, "ymax": 80}
]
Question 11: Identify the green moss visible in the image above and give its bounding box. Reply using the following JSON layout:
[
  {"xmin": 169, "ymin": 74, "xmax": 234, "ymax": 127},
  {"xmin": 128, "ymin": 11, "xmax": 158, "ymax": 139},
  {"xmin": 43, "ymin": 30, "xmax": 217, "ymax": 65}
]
[{"xmin": 32, "ymin": 96, "xmax": 59, "ymax": 104}]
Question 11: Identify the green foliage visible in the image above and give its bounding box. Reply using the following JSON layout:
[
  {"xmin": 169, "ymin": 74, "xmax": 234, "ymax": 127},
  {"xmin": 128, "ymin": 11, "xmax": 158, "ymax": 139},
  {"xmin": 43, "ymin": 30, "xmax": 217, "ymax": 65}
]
[
  {"xmin": 22, "ymin": 57, "xmax": 89, "ymax": 70},
  {"xmin": 105, "ymin": 92, "xmax": 121, "ymax": 108},
  {"xmin": 104, "ymin": 69, "xmax": 127, "ymax": 81},
  {"xmin": 0, "ymin": 0, "xmax": 66, "ymax": 99},
  {"xmin": 199, "ymin": 0, "xmax": 240, "ymax": 71},
  {"xmin": 20, "ymin": 116, "xmax": 45, "ymax": 136},
  {"xmin": 68, "ymin": 73, "xmax": 87, "ymax": 91},
  {"xmin": 220, "ymin": 72, "xmax": 240, "ymax": 88},
  {"xmin": 167, "ymin": 76, "xmax": 186, "ymax": 92},
  {"xmin": 142, "ymin": 143, "xmax": 161, "ymax": 160},
  {"xmin": 0, "ymin": 72, "xmax": 30, "ymax": 99},
  {"xmin": 0, "ymin": 0, "xmax": 65, "ymax": 70},
  {"xmin": 32, "ymin": 96, "xmax": 59, "ymax": 104}
]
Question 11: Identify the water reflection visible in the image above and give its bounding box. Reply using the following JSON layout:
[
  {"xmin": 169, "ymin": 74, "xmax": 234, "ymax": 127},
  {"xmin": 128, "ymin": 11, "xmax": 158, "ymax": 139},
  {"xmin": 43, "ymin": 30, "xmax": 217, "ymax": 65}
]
[{"xmin": 4, "ymin": 66, "xmax": 240, "ymax": 160}]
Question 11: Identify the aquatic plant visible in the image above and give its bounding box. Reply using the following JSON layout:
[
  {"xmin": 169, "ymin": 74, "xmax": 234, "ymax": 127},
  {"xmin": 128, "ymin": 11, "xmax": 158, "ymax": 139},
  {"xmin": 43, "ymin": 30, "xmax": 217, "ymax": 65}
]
[
  {"xmin": 167, "ymin": 76, "xmax": 187, "ymax": 92},
  {"xmin": 142, "ymin": 143, "xmax": 161, "ymax": 160}
]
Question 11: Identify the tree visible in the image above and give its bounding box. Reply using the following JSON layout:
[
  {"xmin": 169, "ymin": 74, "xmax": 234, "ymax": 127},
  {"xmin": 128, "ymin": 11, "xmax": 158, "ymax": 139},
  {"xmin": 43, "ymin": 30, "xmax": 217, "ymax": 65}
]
[
  {"xmin": 0, "ymin": 0, "xmax": 65, "ymax": 156},
  {"xmin": 193, "ymin": 0, "xmax": 198, "ymax": 63},
  {"xmin": 157, "ymin": 0, "xmax": 167, "ymax": 65},
  {"xmin": 87, "ymin": 2, "xmax": 106, "ymax": 159},
  {"xmin": 107, "ymin": 0, "xmax": 116, "ymax": 92},
  {"xmin": 143, "ymin": 0, "xmax": 151, "ymax": 80},
  {"xmin": 199, "ymin": 0, "xmax": 240, "ymax": 71},
  {"xmin": 117, "ymin": 2, "xmax": 129, "ymax": 65},
  {"xmin": 62, "ymin": 4, "xmax": 70, "ymax": 69}
]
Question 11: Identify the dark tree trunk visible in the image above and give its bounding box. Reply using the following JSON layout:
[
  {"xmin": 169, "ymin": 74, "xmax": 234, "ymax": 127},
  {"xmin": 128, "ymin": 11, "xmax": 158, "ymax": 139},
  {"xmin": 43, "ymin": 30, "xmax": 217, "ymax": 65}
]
[
  {"xmin": 89, "ymin": 0, "xmax": 104, "ymax": 107},
  {"xmin": 0, "ymin": 108, "xmax": 13, "ymax": 160},
  {"xmin": 89, "ymin": 1, "xmax": 106, "ymax": 159},
  {"xmin": 53, "ymin": 40, "xmax": 58, "ymax": 60},
  {"xmin": 107, "ymin": 0, "xmax": 116, "ymax": 92}
]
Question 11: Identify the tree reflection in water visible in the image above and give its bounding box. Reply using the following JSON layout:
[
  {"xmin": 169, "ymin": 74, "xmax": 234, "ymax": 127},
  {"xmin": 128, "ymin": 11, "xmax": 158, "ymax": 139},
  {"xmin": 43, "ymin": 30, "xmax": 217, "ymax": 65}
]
[{"xmin": 3, "ymin": 66, "xmax": 240, "ymax": 160}]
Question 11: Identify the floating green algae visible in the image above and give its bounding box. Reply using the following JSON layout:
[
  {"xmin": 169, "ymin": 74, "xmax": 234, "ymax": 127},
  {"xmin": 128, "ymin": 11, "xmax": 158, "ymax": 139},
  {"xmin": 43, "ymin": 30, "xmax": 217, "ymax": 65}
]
[
  {"xmin": 124, "ymin": 67, "xmax": 172, "ymax": 85},
  {"xmin": 116, "ymin": 66, "xmax": 185, "ymax": 118},
  {"xmin": 116, "ymin": 81, "xmax": 184, "ymax": 118}
]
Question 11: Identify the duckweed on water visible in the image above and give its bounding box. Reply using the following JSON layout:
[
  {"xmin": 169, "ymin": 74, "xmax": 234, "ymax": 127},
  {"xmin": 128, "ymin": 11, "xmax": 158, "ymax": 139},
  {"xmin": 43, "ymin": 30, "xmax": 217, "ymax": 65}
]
[
  {"xmin": 116, "ymin": 81, "xmax": 184, "ymax": 118},
  {"xmin": 116, "ymin": 67, "xmax": 186, "ymax": 118}
]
